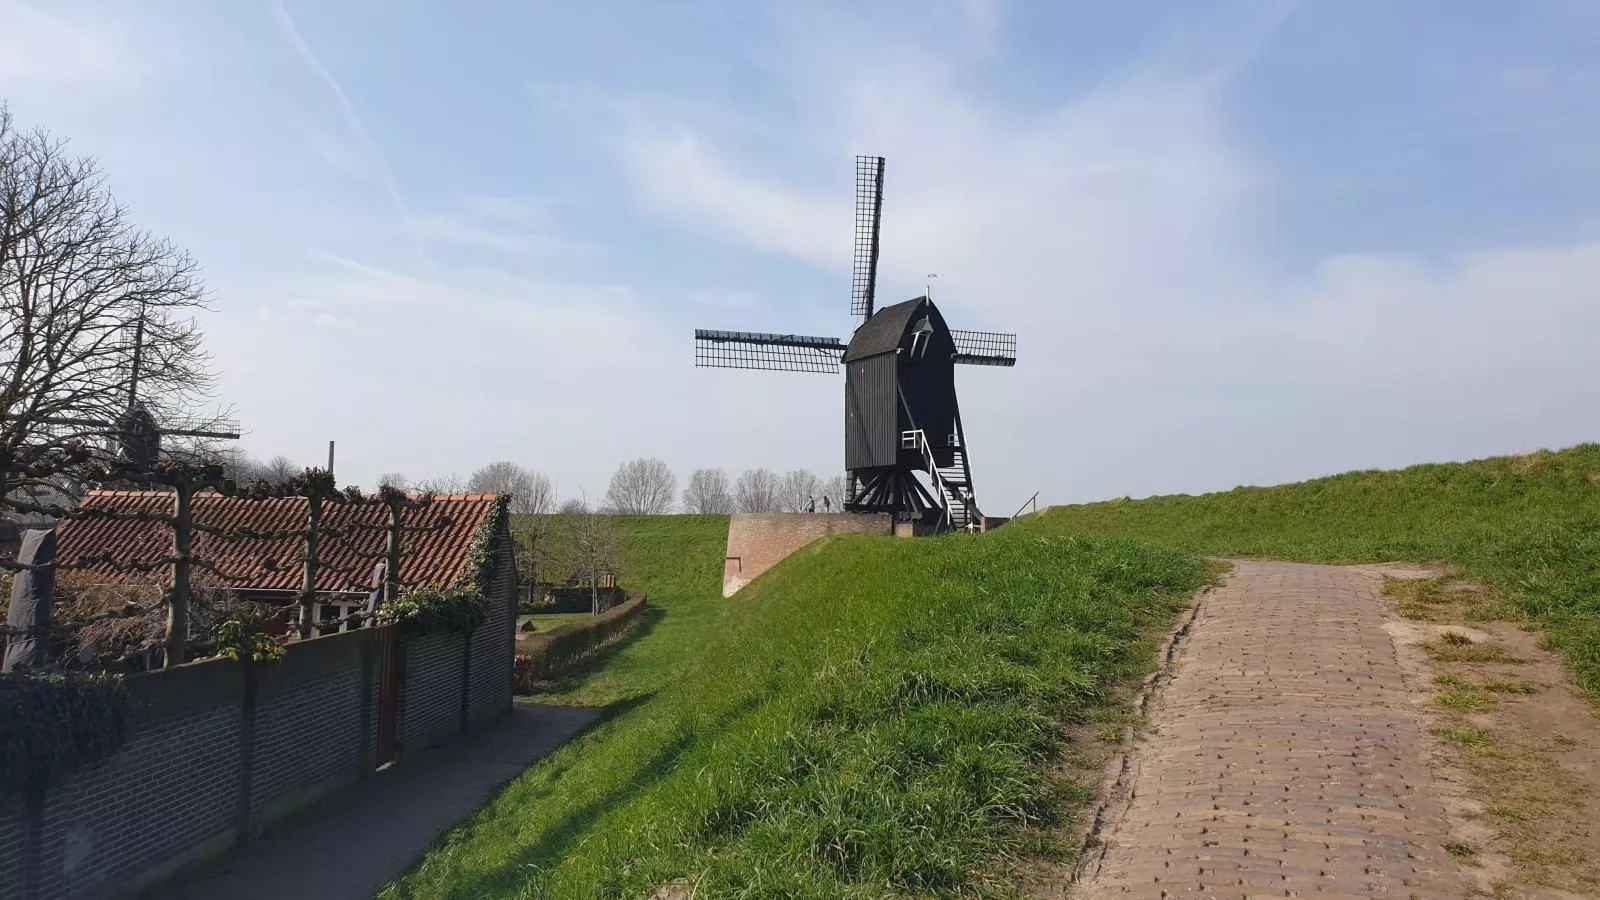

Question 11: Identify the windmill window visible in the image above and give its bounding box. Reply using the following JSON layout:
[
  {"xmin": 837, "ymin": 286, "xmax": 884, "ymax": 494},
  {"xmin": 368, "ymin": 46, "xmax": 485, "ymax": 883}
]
[
  {"xmin": 901, "ymin": 430, "xmax": 920, "ymax": 450},
  {"xmin": 908, "ymin": 318, "xmax": 934, "ymax": 359}
]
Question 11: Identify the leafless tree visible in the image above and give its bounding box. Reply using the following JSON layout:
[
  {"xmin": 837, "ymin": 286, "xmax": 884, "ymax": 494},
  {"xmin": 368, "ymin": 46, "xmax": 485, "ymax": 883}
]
[
  {"xmin": 543, "ymin": 498, "xmax": 622, "ymax": 615},
  {"xmin": 261, "ymin": 455, "xmax": 299, "ymax": 483},
  {"xmin": 377, "ymin": 472, "xmax": 409, "ymax": 491},
  {"xmin": 604, "ymin": 457, "xmax": 676, "ymax": 514},
  {"xmin": 215, "ymin": 449, "xmax": 270, "ymax": 484},
  {"xmin": 734, "ymin": 467, "xmax": 781, "ymax": 513},
  {"xmin": 681, "ymin": 467, "xmax": 735, "ymax": 514},
  {"xmin": 557, "ymin": 497, "xmax": 587, "ymax": 515},
  {"xmin": 415, "ymin": 472, "xmax": 466, "ymax": 494},
  {"xmin": 778, "ymin": 468, "xmax": 823, "ymax": 512},
  {"xmin": 0, "ymin": 107, "xmax": 220, "ymax": 509},
  {"xmin": 822, "ymin": 474, "xmax": 847, "ymax": 511},
  {"xmin": 467, "ymin": 460, "xmax": 553, "ymax": 515}
]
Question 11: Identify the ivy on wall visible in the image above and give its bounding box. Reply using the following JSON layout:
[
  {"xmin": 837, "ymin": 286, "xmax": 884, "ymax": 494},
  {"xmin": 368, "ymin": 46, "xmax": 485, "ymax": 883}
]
[{"xmin": 0, "ymin": 672, "xmax": 130, "ymax": 800}]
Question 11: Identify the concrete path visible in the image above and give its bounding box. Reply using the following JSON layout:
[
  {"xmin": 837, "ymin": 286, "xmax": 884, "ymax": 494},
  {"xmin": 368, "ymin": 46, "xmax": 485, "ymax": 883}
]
[
  {"xmin": 1078, "ymin": 561, "xmax": 1467, "ymax": 898},
  {"xmin": 144, "ymin": 702, "xmax": 600, "ymax": 900}
]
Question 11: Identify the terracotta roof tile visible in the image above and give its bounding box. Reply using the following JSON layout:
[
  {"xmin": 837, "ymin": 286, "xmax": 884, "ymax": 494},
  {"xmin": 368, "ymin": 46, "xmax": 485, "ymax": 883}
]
[{"xmin": 55, "ymin": 490, "xmax": 503, "ymax": 593}]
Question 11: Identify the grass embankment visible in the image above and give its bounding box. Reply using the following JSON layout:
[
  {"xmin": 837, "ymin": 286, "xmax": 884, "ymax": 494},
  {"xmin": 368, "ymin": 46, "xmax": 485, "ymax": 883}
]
[
  {"xmin": 1037, "ymin": 443, "xmax": 1600, "ymax": 692},
  {"xmin": 385, "ymin": 518, "xmax": 1206, "ymax": 898}
]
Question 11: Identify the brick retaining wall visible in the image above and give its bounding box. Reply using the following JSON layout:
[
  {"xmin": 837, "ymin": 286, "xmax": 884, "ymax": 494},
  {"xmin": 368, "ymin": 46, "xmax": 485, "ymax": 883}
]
[{"xmin": 722, "ymin": 513, "xmax": 893, "ymax": 596}]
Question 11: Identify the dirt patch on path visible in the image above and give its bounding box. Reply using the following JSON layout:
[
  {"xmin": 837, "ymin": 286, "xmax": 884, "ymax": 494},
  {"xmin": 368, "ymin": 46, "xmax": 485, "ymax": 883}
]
[{"xmin": 1368, "ymin": 565, "xmax": 1600, "ymax": 898}]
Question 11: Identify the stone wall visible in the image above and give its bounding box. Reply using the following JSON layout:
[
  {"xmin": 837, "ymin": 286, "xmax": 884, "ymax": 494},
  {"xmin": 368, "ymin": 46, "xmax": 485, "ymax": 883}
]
[{"xmin": 722, "ymin": 513, "xmax": 893, "ymax": 597}]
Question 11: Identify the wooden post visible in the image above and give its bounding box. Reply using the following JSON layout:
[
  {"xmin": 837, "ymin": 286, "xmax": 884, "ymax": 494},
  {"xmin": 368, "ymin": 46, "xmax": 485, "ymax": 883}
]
[
  {"xmin": 166, "ymin": 478, "xmax": 193, "ymax": 667},
  {"xmin": 298, "ymin": 488, "xmax": 322, "ymax": 639}
]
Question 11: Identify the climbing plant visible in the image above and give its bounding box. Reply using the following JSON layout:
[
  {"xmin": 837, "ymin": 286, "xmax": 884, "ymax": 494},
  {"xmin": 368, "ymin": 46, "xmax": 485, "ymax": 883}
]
[
  {"xmin": 0, "ymin": 671, "xmax": 130, "ymax": 800},
  {"xmin": 376, "ymin": 584, "xmax": 487, "ymax": 639}
]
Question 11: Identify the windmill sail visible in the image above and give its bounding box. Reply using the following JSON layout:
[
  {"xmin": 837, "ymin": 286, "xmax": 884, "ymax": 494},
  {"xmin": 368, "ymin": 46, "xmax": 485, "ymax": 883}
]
[
  {"xmin": 694, "ymin": 330, "xmax": 844, "ymax": 373},
  {"xmin": 852, "ymin": 155, "xmax": 885, "ymax": 320},
  {"xmin": 951, "ymin": 330, "xmax": 1017, "ymax": 367}
]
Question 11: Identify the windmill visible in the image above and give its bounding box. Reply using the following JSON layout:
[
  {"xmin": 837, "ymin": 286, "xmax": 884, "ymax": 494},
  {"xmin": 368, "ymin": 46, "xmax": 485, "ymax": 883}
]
[
  {"xmin": 694, "ymin": 156, "xmax": 1016, "ymax": 530},
  {"xmin": 3, "ymin": 310, "xmax": 240, "ymax": 473}
]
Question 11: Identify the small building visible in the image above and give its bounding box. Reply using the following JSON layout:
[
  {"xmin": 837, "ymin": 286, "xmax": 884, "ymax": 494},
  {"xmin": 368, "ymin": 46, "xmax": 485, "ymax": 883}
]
[{"xmin": 55, "ymin": 490, "xmax": 514, "ymax": 635}]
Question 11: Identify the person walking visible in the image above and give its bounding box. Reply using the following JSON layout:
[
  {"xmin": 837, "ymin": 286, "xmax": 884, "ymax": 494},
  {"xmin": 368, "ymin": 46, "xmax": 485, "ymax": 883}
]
[
  {"xmin": 822, "ymin": 495, "xmax": 832, "ymax": 512},
  {"xmin": 807, "ymin": 495, "xmax": 816, "ymax": 513}
]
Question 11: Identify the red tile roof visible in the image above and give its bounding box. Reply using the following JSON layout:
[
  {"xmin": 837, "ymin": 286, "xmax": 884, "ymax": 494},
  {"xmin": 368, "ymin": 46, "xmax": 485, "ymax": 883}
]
[{"xmin": 56, "ymin": 490, "xmax": 504, "ymax": 593}]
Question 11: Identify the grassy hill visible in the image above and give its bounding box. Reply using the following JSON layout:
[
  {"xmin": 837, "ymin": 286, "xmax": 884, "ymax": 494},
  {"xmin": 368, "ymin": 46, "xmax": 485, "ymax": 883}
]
[
  {"xmin": 384, "ymin": 516, "xmax": 1207, "ymax": 898},
  {"xmin": 1036, "ymin": 443, "xmax": 1600, "ymax": 693}
]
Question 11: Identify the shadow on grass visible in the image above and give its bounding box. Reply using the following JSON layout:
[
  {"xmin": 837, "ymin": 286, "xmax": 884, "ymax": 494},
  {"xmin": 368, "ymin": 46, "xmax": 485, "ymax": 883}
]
[
  {"xmin": 428, "ymin": 685, "xmax": 777, "ymax": 900},
  {"xmin": 520, "ymin": 605, "xmax": 667, "ymax": 701}
]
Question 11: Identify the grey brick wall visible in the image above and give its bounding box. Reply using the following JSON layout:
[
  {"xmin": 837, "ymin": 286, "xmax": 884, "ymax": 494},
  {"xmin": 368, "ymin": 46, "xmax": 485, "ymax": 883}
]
[
  {"xmin": 6, "ymin": 529, "xmax": 519, "ymax": 898},
  {"xmin": 398, "ymin": 630, "xmax": 465, "ymax": 752},
  {"xmin": 36, "ymin": 662, "xmax": 245, "ymax": 899},
  {"xmin": 249, "ymin": 629, "xmax": 367, "ymax": 827},
  {"xmin": 0, "ymin": 795, "xmax": 26, "ymax": 898},
  {"xmin": 468, "ymin": 536, "xmax": 516, "ymax": 725}
]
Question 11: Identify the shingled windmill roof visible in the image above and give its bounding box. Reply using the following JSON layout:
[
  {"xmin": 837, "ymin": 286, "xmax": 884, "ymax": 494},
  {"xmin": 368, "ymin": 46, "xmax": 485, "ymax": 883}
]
[
  {"xmin": 55, "ymin": 491, "xmax": 504, "ymax": 592},
  {"xmin": 843, "ymin": 296, "xmax": 928, "ymax": 362}
]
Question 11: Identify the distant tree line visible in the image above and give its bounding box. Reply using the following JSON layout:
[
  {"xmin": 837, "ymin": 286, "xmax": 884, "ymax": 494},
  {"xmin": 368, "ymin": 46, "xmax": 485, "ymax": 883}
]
[{"xmin": 220, "ymin": 453, "xmax": 843, "ymax": 517}]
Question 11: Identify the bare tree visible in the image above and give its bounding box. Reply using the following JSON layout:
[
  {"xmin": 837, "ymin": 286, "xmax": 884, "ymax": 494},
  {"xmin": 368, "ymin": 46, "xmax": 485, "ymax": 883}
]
[
  {"xmin": 261, "ymin": 455, "xmax": 299, "ymax": 483},
  {"xmin": 377, "ymin": 472, "xmax": 409, "ymax": 491},
  {"xmin": 734, "ymin": 468, "xmax": 781, "ymax": 513},
  {"xmin": 415, "ymin": 472, "xmax": 466, "ymax": 494},
  {"xmin": 778, "ymin": 469, "xmax": 823, "ymax": 512},
  {"xmin": 604, "ymin": 458, "xmax": 676, "ymax": 514},
  {"xmin": 822, "ymin": 474, "xmax": 847, "ymax": 511},
  {"xmin": 467, "ymin": 460, "xmax": 553, "ymax": 515},
  {"xmin": 557, "ymin": 497, "xmax": 587, "ymax": 515},
  {"xmin": 681, "ymin": 467, "xmax": 735, "ymax": 514},
  {"xmin": 544, "ymin": 499, "xmax": 622, "ymax": 615},
  {"xmin": 0, "ymin": 106, "xmax": 219, "ymax": 508}
]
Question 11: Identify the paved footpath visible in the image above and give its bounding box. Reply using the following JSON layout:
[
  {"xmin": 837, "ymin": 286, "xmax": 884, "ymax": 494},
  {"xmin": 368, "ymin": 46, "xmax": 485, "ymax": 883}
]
[
  {"xmin": 144, "ymin": 702, "xmax": 600, "ymax": 900},
  {"xmin": 1078, "ymin": 560, "xmax": 1466, "ymax": 899}
]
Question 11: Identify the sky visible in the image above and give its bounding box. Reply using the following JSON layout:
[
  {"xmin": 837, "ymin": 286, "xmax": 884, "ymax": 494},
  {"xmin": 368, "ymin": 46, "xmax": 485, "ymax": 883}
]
[{"xmin": 3, "ymin": 0, "xmax": 1599, "ymax": 511}]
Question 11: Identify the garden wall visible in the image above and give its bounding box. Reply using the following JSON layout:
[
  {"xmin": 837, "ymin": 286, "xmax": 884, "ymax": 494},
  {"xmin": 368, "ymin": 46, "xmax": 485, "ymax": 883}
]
[{"xmin": 0, "ymin": 582, "xmax": 515, "ymax": 900}]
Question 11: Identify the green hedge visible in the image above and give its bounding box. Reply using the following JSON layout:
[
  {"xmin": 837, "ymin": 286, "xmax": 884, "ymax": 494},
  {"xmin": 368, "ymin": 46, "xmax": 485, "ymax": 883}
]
[
  {"xmin": 514, "ymin": 593, "xmax": 647, "ymax": 690},
  {"xmin": 0, "ymin": 672, "xmax": 130, "ymax": 800}
]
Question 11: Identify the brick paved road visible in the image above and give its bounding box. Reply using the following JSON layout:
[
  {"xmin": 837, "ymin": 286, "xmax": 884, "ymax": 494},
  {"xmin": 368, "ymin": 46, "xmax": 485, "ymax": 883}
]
[{"xmin": 1079, "ymin": 561, "xmax": 1466, "ymax": 899}]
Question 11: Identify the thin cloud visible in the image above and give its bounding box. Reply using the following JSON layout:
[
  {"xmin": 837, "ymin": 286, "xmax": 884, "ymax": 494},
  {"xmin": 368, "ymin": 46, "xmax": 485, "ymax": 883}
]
[{"xmin": 270, "ymin": 1, "xmax": 436, "ymax": 279}]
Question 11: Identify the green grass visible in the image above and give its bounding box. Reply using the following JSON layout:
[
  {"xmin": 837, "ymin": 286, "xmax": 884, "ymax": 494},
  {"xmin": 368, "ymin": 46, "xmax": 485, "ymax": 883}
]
[
  {"xmin": 384, "ymin": 518, "xmax": 1207, "ymax": 899},
  {"xmin": 1034, "ymin": 443, "xmax": 1600, "ymax": 693}
]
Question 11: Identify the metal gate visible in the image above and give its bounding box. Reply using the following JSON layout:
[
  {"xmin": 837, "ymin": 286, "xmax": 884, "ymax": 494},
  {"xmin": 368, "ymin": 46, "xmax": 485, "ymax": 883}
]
[{"xmin": 375, "ymin": 623, "xmax": 400, "ymax": 766}]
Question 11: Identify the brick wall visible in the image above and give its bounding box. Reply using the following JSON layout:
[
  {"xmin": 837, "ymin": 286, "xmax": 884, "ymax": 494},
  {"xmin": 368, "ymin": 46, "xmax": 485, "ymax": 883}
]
[
  {"xmin": 0, "ymin": 779, "xmax": 30, "ymax": 896},
  {"xmin": 722, "ymin": 513, "xmax": 893, "ymax": 596},
  {"xmin": 2, "ymin": 530, "xmax": 520, "ymax": 899},
  {"xmin": 30, "ymin": 661, "xmax": 245, "ymax": 899},
  {"xmin": 467, "ymin": 537, "xmax": 516, "ymax": 725},
  {"xmin": 398, "ymin": 630, "xmax": 464, "ymax": 752},
  {"xmin": 248, "ymin": 630, "xmax": 368, "ymax": 828}
]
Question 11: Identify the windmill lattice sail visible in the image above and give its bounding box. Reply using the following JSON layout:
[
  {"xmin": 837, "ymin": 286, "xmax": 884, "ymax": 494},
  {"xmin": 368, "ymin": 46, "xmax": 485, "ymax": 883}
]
[
  {"xmin": 951, "ymin": 330, "xmax": 1017, "ymax": 367},
  {"xmin": 694, "ymin": 330, "xmax": 844, "ymax": 374},
  {"xmin": 851, "ymin": 155, "xmax": 885, "ymax": 321}
]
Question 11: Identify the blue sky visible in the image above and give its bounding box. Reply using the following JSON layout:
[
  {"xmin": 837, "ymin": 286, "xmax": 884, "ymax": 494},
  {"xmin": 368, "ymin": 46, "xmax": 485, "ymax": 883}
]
[{"xmin": 3, "ymin": 0, "xmax": 1599, "ymax": 509}]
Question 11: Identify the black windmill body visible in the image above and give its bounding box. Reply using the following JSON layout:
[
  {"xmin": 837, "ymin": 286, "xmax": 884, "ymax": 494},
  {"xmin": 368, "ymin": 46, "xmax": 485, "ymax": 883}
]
[{"xmin": 693, "ymin": 156, "xmax": 1016, "ymax": 529}]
